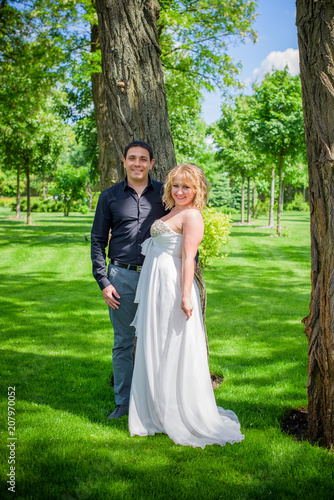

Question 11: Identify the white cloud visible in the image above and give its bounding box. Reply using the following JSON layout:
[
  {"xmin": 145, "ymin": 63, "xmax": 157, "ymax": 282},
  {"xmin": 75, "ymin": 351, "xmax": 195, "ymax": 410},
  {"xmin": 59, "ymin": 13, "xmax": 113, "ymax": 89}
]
[{"xmin": 251, "ymin": 48, "xmax": 300, "ymax": 83}]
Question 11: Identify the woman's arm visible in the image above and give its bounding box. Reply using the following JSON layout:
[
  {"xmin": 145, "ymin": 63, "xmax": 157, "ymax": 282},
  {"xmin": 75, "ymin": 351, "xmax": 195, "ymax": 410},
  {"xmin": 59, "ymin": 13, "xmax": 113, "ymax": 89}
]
[{"xmin": 181, "ymin": 210, "xmax": 204, "ymax": 320}]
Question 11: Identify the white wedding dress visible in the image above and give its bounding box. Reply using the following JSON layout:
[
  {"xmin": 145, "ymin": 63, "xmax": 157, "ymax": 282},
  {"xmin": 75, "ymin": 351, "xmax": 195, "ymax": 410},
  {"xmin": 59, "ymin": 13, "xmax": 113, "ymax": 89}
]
[{"xmin": 128, "ymin": 219, "xmax": 244, "ymax": 448}]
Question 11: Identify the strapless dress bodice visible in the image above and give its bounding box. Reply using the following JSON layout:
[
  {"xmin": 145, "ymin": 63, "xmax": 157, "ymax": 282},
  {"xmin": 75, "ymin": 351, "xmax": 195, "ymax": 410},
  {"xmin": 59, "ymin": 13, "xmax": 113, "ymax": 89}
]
[{"xmin": 150, "ymin": 219, "xmax": 172, "ymax": 237}]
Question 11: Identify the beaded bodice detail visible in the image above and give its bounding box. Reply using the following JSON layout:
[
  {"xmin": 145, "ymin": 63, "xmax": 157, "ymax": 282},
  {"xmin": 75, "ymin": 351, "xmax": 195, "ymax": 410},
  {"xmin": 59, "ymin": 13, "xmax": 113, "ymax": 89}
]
[{"xmin": 150, "ymin": 219, "xmax": 173, "ymax": 238}]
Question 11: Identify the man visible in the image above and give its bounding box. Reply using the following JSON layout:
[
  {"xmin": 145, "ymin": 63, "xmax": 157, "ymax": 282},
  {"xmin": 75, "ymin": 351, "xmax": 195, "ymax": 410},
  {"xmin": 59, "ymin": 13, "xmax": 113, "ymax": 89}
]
[{"xmin": 91, "ymin": 141, "xmax": 168, "ymax": 419}]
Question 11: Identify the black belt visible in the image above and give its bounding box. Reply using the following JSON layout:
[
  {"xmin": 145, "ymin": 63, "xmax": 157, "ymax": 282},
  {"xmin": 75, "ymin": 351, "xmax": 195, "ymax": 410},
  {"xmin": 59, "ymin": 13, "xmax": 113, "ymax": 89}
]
[{"xmin": 110, "ymin": 259, "xmax": 142, "ymax": 272}]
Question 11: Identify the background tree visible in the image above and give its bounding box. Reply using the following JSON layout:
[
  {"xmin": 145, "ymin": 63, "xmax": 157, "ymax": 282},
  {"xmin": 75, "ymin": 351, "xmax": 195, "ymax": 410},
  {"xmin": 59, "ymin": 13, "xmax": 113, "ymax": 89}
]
[
  {"xmin": 0, "ymin": 0, "xmax": 80, "ymax": 220},
  {"xmin": 53, "ymin": 164, "xmax": 88, "ymax": 216},
  {"xmin": 0, "ymin": 90, "xmax": 71, "ymax": 224},
  {"xmin": 247, "ymin": 68, "xmax": 305, "ymax": 235},
  {"xmin": 296, "ymin": 0, "xmax": 334, "ymax": 447},
  {"xmin": 210, "ymin": 95, "xmax": 260, "ymax": 223}
]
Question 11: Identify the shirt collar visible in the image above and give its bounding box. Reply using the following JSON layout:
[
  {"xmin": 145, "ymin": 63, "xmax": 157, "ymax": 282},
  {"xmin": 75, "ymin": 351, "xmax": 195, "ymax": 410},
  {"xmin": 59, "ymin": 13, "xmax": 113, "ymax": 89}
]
[{"xmin": 123, "ymin": 175, "xmax": 154, "ymax": 191}]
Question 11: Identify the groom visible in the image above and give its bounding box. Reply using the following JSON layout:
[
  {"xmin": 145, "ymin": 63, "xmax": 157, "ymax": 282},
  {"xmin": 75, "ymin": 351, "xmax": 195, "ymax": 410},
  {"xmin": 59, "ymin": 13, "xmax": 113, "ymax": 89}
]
[{"xmin": 91, "ymin": 141, "xmax": 168, "ymax": 419}]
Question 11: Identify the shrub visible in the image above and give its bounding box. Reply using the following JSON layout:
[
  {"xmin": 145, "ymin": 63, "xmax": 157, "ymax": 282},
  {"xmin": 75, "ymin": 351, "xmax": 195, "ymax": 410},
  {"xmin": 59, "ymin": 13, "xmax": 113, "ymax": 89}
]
[
  {"xmin": 285, "ymin": 192, "xmax": 309, "ymax": 212},
  {"xmin": 0, "ymin": 197, "xmax": 14, "ymax": 207},
  {"xmin": 10, "ymin": 197, "xmax": 63, "ymax": 213},
  {"xmin": 219, "ymin": 206, "xmax": 237, "ymax": 215},
  {"xmin": 199, "ymin": 207, "xmax": 232, "ymax": 267},
  {"xmin": 78, "ymin": 204, "xmax": 91, "ymax": 214},
  {"xmin": 11, "ymin": 198, "xmax": 27, "ymax": 211},
  {"xmin": 254, "ymin": 198, "xmax": 270, "ymax": 217}
]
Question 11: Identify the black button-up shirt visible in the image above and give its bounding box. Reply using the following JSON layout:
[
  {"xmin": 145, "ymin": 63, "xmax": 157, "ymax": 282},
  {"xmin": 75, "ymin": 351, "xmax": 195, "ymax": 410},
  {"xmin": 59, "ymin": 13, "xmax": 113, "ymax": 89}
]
[{"xmin": 91, "ymin": 176, "xmax": 168, "ymax": 290}]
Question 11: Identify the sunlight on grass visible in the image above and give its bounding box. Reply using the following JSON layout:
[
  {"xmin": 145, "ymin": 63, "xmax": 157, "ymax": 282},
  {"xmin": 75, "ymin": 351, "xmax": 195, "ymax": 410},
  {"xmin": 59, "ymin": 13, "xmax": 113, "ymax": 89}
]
[{"xmin": 0, "ymin": 209, "xmax": 333, "ymax": 499}]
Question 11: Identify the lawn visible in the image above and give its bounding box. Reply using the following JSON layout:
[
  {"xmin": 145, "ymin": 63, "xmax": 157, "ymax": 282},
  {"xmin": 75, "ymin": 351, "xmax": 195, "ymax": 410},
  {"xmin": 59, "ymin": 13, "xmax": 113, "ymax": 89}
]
[{"xmin": 0, "ymin": 207, "xmax": 333, "ymax": 499}]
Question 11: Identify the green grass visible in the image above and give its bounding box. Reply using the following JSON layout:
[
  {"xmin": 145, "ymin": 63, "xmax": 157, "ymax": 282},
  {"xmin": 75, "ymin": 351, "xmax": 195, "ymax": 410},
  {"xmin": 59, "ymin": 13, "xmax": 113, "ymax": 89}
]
[{"xmin": 0, "ymin": 208, "xmax": 333, "ymax": 499}]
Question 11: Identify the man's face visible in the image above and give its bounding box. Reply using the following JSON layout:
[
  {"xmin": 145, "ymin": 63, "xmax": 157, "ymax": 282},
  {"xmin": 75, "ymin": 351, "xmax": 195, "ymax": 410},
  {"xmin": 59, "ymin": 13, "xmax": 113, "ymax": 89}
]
[{"xmin": 122, "ymin": 146, "xmax": 155, "ymax": 184}]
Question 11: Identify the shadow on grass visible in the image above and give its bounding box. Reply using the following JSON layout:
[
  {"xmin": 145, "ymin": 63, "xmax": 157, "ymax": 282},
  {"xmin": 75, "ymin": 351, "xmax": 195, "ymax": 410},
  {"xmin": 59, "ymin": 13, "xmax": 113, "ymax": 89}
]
[
  {"xmin": 0, "ymin": 216, "xmax": 93, "ymax": 247},
  {"xmin": 11, "ymin": 427, "xmax": 334, "ymax": 500},
  {"xmin": 2, "ymin": 210, "xmax": 333, "ymax": 500},
  {"xmin": 0, "ymin": 267, "xmax": 308, "ymax": 427}
]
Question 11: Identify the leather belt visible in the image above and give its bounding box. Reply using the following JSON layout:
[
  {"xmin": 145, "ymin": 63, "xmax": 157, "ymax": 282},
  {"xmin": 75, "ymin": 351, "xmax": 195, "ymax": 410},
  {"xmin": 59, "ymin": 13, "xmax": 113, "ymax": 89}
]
[{"xmin": 110, "ymin": 259, "xmax": 142, "ymax": 272}]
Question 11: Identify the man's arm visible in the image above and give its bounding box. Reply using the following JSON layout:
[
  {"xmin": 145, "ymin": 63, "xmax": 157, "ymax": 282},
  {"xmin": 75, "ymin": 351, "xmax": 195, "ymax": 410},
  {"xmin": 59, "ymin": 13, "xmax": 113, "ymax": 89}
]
[
  {"xmin": 91, "ymin": 191, "xmax": 111, "ymax": 290},
  {"xmin": 91, "ymin": 192, "xmax": 121, "ymax": 309}
]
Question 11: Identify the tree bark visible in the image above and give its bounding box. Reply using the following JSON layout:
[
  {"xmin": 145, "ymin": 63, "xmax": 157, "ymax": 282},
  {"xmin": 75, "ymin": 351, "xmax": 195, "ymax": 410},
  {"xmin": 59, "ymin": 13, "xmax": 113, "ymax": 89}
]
[
  {"xmin": 247, "ymin": 176, "xmax": 251, "ymax": 223},
  {"xmin": 43, "ymin": 177, "xmax": 47, "ymax": 200},
  {"xmin": 91, "ymin": 22, "xmax": 118, "ymax": 189},
  {"xmin": 16, "ymin": 167, "xmax": 20, "ymax": 219},
  {"xmin": 276, "ymin": 154, "xmax": 284, "ymax": 236},
  {"xmin": 296, "ymin": 0, "xmax": 334, "ymax": 447},
  {"xmin": 95, "ymin": 0, "xmax": 176, "ymax": 183},
  {"xmin": 194, "ymin": 261, "xmax": 209, "ymax": 361},
  {"xmin": 252, "ymin": 180, "xmax": 256, "ymax": 219},
  {"xmin": 269, "ymin": 166, "xmax": 275, "ymax": 227},
  {"xmin": 241, "ymin": 174, "xmax": 245, "ymax": 223},
  {"xmin": 26, "ymin": 165, "xmax": 31, "ymax": 225}
]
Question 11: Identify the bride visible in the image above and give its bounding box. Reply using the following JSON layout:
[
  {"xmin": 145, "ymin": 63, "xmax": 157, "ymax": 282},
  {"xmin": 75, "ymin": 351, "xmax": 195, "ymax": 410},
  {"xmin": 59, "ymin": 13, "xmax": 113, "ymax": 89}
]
[{"xmin": 128, "ymin": 163, "xmax": 244, "ymax": 448}]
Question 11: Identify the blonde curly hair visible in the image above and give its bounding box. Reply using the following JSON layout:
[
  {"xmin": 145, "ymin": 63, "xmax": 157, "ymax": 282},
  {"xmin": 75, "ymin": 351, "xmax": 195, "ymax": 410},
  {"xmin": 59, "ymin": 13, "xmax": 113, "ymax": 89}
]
[{"xmin": 162, "ymin": 163, "xmax": 209, "ymax": 211}]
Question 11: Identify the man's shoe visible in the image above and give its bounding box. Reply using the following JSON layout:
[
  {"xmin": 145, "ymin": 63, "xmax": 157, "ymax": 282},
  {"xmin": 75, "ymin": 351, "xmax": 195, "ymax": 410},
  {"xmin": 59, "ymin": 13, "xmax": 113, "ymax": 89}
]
[{"xmin": 107, "ymin": 405, "xmax": 129, "ymax": 419}]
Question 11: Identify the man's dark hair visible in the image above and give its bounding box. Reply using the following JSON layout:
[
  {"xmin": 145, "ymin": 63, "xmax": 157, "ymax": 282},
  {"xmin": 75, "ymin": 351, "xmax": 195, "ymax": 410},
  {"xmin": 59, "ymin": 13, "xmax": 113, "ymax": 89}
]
[{"xmin": 124, "ymin": 141, "xmax": 154, "ymax": 161}]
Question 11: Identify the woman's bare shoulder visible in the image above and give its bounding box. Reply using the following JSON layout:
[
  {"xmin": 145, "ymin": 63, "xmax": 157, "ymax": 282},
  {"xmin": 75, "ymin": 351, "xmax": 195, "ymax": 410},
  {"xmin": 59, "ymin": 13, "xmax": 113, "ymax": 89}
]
[{"xmin": 182, "ymin": 208, "xmax": 204, "ymax": 228}]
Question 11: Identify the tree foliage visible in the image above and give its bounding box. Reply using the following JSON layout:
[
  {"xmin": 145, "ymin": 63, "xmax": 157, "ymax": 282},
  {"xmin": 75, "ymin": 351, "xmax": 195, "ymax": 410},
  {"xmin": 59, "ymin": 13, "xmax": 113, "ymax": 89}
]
[
  {"xmin": 248, "ymin": 68, "xmax": 304, "ymax": 161},
  {"xmin": 158, "ymin": 0, "xmax": 257, "ymax": 91},
  {"xmin": 210, "ymin": 95, "xmax": 259, "ymax": 179},
  {"xmin": 246, "ymin": 67, "xmax": 305, "ymax": 233},
  {"xmin": 52, "ymin": 164, "xmax": 88, "ymax": 216}
]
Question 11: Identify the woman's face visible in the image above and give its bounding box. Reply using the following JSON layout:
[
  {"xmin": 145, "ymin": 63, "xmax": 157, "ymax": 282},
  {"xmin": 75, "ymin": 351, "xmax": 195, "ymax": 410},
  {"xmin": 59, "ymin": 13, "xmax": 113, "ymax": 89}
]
[{"xmin": 171, "ymin": 175, "xmax": 195, "ymax": 208}]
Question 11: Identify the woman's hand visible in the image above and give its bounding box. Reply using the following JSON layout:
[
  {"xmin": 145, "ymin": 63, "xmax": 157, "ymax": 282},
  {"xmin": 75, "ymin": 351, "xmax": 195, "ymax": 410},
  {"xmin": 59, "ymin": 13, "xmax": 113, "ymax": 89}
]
[{"xmin": 181, "ymin": 295, "xmax": 193, "ymax": 320}]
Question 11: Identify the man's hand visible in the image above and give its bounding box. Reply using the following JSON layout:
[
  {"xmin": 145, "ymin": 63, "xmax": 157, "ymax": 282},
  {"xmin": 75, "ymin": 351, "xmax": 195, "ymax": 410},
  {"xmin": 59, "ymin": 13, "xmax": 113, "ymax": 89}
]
[{"xmin": 102, "ymin": 284, "xmax": 120, "ymax": 309}]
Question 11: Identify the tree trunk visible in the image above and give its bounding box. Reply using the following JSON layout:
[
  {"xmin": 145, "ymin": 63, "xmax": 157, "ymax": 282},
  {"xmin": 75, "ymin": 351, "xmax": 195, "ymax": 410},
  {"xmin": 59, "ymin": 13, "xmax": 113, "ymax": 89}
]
[
  {"xmin": 247, "ymin": 177, "xmax": 251, "ymax": 223},
  {"xmin": 91, "ymin": 23, "xmax": 119, "ymax": 189},
  {"xmin": 194, "ymin": 261, "xmax": 209, "ymax": 361},
  {"xmin": 241, "ymin": 175, "xmax": 245, "ymax": 224},
  {"xmin": 26, "ymin": 165, "xmax": 31, "ymax": 225},
  {"xmin": 296, "ymin": 0, "xmax": 334, "ymax": 447},
  {"xmin": 16, "ymin": 167, "xmax": 21, "ymax": 219},
  {"xmin": 95, "ymin": 0, "xmax": 176, "ymax": 183},
  {"xmin": 276, "ymin": 155, "xmax": 284, "ymax": 236},
  {"xmin": 43, "ymin": 177, "xmax": 47, "ymax": 200},
  {"xmin": 269, "ymin": 166, "xmax": 275, "ymax": 227},
  {"xmin": 252, "ymin": 180, "xmax": 256, "ymax": 219}
]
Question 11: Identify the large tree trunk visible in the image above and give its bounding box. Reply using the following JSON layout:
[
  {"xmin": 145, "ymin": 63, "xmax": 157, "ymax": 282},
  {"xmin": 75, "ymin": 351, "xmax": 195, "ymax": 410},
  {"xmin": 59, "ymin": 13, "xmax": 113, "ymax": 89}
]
[
  {"xmin": 16, "ymin": 167, "xmax": 20, "ymax": 219},
  {"xmin": 269, "ymin": 166, "xmax": 275, "ymax": 227},
  {"xmin": 296, "ymin": 0, "xmax": 334, "ymax": 447},
  {"xmin": 91, "ymin": 23, "xmax": 118, "ymax": 189},
  {"xmin": 95, "ymin": 0, "xmax": 176, "ymax": 183}
]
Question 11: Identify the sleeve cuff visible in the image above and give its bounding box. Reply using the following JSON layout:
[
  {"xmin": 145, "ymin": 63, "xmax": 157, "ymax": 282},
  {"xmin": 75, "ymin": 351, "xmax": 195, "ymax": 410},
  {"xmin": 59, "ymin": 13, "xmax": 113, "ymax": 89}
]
[{"xmin": 98, "ymin": 277, "xmax": 111, "ymax": 291}]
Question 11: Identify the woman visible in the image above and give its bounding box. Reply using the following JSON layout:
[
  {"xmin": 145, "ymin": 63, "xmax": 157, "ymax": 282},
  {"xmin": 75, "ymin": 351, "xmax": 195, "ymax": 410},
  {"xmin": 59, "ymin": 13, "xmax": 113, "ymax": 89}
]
[{"xmin": 128, "ymin": 164, "xmax": 244, "ymax": 448}]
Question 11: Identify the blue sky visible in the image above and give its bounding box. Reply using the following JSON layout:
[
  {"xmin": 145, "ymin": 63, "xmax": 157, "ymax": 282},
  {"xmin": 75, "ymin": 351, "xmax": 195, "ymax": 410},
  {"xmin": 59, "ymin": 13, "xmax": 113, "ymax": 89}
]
[{"xmin": 202, "ymin": 0, "xmax": 299, "ymax": 124}]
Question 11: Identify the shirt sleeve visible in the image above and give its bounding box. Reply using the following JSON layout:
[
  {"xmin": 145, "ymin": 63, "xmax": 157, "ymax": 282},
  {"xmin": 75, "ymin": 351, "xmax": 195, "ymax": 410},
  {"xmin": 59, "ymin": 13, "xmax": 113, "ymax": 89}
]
[{"xmin": 91, "ymin": 191, "xmax": 112, "ymax": 291}]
